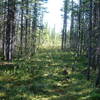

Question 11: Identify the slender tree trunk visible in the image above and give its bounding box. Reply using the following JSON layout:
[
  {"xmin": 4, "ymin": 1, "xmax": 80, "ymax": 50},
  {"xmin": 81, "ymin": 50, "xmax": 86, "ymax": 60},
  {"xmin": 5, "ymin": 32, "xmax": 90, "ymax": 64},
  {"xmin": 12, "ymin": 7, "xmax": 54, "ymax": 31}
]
[
  {"xmin": 78, "ymin": 0, "xmax": 82, "ymax": 55},
  {"xmin": 62, "ymin": 0, "xmax": 68, "ymax": 51},
  {"xmin": 32, "ymin": 0, "xmax": 37, "ymax": 54},
  {"xmin": 95, "ymin": 0, "xmax": 100, "ymax": 86},
  {"xmin": 70, "ymin": 0, "xmax": 74, "ymax": 49},
  {"xmin": 5, "ymin": 0, "xmax": 15, "ymax": 61},
  {"xmin": 87, "ymin": 0, "xmax": 93, "ymax": 80},
  {"xmin": 20, "ymin": 0, "xmax": 24, "ymax": 55},
  {"xmin": 11, "ymin": 0, "xmax": 16, "ymax": 59},
  {"xmin": 2, "ymin": 1, "xmax": 6, "ymax": 60},
  {"xmin": 25, "ymin": 0, "xmax": 29, "ymax": 53}
]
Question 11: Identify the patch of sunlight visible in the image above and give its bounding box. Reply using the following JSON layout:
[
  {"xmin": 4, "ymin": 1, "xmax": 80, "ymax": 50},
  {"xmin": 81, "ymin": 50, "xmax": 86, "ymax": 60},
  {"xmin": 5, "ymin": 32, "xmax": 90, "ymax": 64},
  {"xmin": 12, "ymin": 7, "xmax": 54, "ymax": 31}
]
[
  {"xmin": 67, "ymin": 69, "xmax": 72, "ymax": 74},
  {"xmin": 68, "ymin": 91, "xmax": 78, "ymax": 95},
  {"xmin": 50, "ymin": 63, "xmax": 59, "ymax": 66},
  {"xmin": 50, "ymin": 95, "xmax": 58, "ymax": 99},
  {"xmin": 45, "ymin": 59, "xmax": 51, "ymax": 61},
  {"xmin": 80, "ymin": 95, "xmax": 91, "ymax": 100},
  {"xmin": 0, "ymin": 92, "xmax": 6, "ymax": 97},
  {"xmin": 45, "ymin": 64, "xmax": 49, "ymax": 68},
  {"xmin": 0, "ymin": 76, "xmax": 4, "ymax": 81},
  {"xmin": 30, "ymin": 95, "xmax": 49, "ymax": 100},
  {"xmin": 20, "ymin": 74, "xmax": 31, "ymax": 80},
  {"xmin": 53, "ymin": 73, "xmax": 59, "ymax": 76},
  {"xmin": 4, "ymin": 83, "xmax": 13, "ymax": 89},
  {"xmin": 29, "ymin": 58, "xmax": 41, "ymax": 62},
  {"xmin": 45, "ymin": 55, "xmax": 50, "ymax": 58},
  {"xmin": 44, "ymin": 73, "xmax": 49, "ymax": 77},
  {"xmin": 79, "ymin": 88, "xmax": 93, "ymax": 95},
  {"xmin": 16, "ymin": 93, "xmax": 28, "ymax": 99},
  {"xmin": 71, "ymin": 78, "xmax": 77, "ymax": 81},
  {"xmin": 0, "ymin": 76, "xmax": 16, "ymax": 81},
  {"xmin": 0, "ymin": 62, "xmax": 14, "ymax": 65},
  {"xmin": 57, "ymin": 82, "xmax": 62, "ymax": 86}
]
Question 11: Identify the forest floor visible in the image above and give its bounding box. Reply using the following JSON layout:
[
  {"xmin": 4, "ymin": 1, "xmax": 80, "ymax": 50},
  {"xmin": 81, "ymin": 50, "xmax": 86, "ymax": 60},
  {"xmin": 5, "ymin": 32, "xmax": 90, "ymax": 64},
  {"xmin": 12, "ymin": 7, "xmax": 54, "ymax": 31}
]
[{"xmin": 0, "ymin": 48, "xmax": 100, "ymax": 100}]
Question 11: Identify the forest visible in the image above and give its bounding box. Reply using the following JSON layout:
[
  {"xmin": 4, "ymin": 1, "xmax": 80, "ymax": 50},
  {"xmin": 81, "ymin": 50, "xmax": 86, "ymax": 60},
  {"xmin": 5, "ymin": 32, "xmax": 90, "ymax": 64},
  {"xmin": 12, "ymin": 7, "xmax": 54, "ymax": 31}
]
[{"xmin": 0, "ymin": 0, "xmax": 100, "ymax": 100}]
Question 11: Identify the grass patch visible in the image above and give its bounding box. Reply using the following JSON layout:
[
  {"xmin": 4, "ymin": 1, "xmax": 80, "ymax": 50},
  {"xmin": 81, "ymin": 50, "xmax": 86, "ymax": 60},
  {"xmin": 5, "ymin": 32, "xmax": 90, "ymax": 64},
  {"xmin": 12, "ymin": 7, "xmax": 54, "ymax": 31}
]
[{"xmin": 0, "ymin": 48, "xmax": 99, "ymax": 100}]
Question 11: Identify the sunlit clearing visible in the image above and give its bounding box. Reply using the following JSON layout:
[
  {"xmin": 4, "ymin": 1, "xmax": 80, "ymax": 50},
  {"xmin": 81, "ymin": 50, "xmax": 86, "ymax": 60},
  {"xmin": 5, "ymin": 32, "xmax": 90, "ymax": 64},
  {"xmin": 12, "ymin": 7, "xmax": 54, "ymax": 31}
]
[{"xmin": 44, "ymin": 0, "xmax": 63, "ymax": 33}]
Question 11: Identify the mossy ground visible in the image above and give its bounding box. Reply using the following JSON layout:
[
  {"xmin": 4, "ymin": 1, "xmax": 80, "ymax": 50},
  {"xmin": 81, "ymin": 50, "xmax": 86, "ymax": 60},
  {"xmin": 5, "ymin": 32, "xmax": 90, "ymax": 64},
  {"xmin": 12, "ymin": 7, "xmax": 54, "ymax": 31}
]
[{"xmin": 0, "ymin": 48, "xmax": 99, "ymax": 100}]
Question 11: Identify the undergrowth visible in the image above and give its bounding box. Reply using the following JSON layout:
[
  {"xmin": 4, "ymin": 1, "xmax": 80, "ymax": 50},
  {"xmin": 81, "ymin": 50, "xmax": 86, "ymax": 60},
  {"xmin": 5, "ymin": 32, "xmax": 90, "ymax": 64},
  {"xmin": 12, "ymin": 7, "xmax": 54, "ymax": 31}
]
[{"xmin": 0, "ymin": 48, "xmax": 100, "ymax": 100}]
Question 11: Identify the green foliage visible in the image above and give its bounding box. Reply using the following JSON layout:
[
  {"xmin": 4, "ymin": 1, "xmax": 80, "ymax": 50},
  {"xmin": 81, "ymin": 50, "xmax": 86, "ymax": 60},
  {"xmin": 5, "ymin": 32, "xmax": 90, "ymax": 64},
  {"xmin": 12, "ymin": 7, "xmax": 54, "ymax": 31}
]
[{"xmin": 0, "ymin": 48, "xmax": 100, "ymax": 100}]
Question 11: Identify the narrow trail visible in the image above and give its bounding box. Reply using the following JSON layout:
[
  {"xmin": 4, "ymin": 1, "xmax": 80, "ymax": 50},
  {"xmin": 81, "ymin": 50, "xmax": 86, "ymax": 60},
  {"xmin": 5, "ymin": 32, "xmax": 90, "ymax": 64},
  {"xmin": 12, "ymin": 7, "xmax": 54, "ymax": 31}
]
[{"xmin": 0, "ymin": 49, "xmax": 94, "ymax": 100}]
